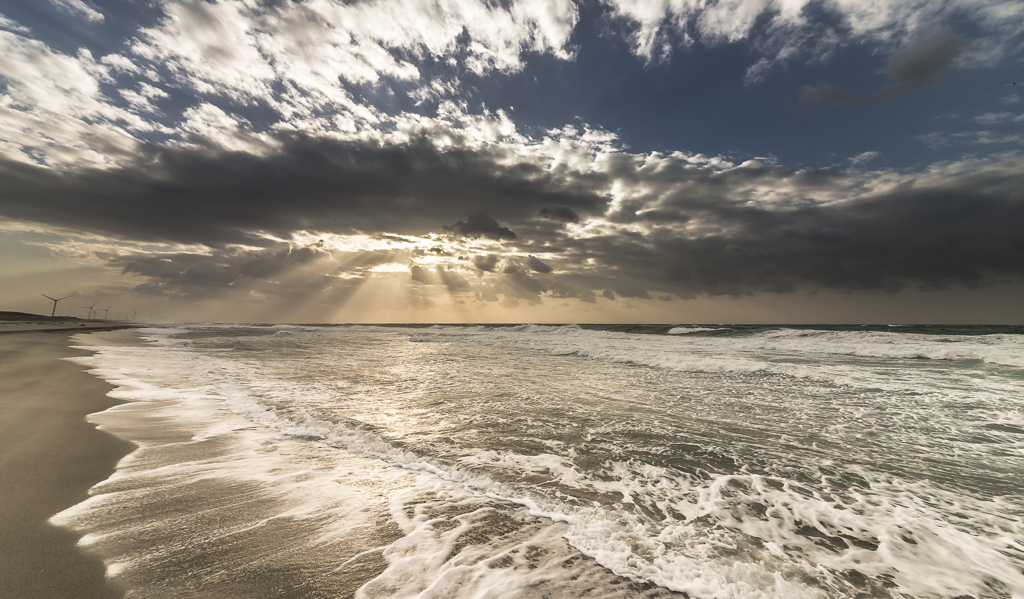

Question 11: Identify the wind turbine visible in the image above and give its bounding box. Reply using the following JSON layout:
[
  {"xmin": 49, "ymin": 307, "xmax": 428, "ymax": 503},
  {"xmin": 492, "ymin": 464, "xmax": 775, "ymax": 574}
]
[
  {"xmin": 81, "ymin": 301, "xmax": 98, "ymax": 320},
  {"xmin": 41, "ymin": 294, "xmax": 71, "ymax": 317},
  {"xmin": 130, "ymin": 308, "xmax": 138, "ymax": 321},
  {"xmin": 101, "ymin": 306, "xmax": 113, "ymax": 320}
]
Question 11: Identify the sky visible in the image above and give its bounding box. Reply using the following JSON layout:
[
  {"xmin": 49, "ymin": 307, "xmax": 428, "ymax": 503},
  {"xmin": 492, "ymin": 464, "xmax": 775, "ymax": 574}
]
[{"xmin": 1, "ymin": 0, "xmax": 1022, "ymax": 324}]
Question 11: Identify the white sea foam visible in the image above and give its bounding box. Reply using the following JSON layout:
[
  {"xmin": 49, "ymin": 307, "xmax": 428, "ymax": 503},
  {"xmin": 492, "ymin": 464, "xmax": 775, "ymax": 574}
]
[
  {"xmin": 668, "ymin": 326, "xmax": 724, "ymax": 334},
  {"xmin": 357, "ymin": 324, "xmax": 1024, "ymax": 391},
  {"xmin": 59, "ymin": 326, "xmax": 1024, "ymax": 599}
]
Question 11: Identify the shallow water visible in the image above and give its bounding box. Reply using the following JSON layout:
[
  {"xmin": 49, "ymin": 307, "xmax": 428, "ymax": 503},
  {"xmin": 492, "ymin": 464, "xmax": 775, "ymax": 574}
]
[{"xmin": 56, "ymin": 324, "xmax": 1024, "ymax": 598}]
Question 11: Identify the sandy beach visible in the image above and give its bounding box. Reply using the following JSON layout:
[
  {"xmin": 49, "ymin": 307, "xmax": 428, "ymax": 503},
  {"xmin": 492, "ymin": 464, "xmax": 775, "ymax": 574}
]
[{"xmin": 0, "ymin": 331, "xmax": 134, "ymax": 599}]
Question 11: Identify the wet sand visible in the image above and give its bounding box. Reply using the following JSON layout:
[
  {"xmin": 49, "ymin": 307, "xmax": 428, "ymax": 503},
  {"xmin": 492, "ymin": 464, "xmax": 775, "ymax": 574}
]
[{"xmin": 0, "ymin": 331, "xmax": 134, "ymax": 599}]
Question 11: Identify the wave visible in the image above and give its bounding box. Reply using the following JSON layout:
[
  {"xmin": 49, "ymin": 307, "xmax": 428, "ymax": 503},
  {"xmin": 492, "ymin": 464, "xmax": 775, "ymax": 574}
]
[
  {"xmin": 667, "ymin": 326, "xmax": 725, "ymax": 334},
  {"xmin": 68, "ymin": 327, "xmax": 1024, "ymax": 597},
  {"xmin": 66, "ymin": 331, "xmax": 1024, "ymax": 599},
  {"xmin": 341, "ymin": 323, "xmax": 1024, "ymax": 371}
]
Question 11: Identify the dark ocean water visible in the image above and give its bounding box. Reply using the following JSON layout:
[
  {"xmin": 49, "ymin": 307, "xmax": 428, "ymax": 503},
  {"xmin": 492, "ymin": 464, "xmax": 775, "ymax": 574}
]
[{"xmin": 55, "ymin": 324, "xmax": 1024, "ymax": 598}]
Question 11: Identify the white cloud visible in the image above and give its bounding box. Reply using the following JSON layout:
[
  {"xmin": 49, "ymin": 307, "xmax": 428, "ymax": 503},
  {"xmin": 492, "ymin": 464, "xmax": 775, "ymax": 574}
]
[
  {"xmin": 48, "ymin": 0, "xmax": 104, "ymax": 22},
  {"xmin": 0, "ymin": 0, "xmax": 1017, "ymax": 173},
  {"xmin": 138, "ymin": 83, "xmax": 169, "ymax": 100},
  {"xmin": 848, "ymin": 150, "xmax": 880, "ymax": 168},
  {"xmin": 603, "ymin": 0, "xmax": 1024, "ymax": 80},
  {"xmin": 973, "ymin": 112, "xmax": 1024, "ymax": 124},
  {"xmin": 968, "ymin": 130, "xmax": 1024, "ymax": 145},
  {"xmin": 0, "ymin": 31, "xmax": 155, "ymax": 167},
  {"xmin": 180, "ymin": 103, "xmax": 278, "ymax": 155},
  {"xmin": 119, "ymin": 89, "xmax": 157, "ymax": 112},
  {"xmin": 101, "ymin": 53, "xmax": 141, "ymax": 74},
  {"xmin": 128, "ymin": 0, "xmax": 578, "ymax": 120},
  {"xmin": 916, "ymin": 132, "xmax": 949, "ymax": 149},
  {"xmin": 0, "ymin": 14, "xmax": 31, "ymax": 33}
]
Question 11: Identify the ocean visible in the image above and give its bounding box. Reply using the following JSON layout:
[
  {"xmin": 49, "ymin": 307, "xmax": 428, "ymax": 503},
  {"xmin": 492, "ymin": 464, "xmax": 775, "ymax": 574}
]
[{"xmin": 54, "ymin": 324, "xmax": 1024, "ymax": 599}]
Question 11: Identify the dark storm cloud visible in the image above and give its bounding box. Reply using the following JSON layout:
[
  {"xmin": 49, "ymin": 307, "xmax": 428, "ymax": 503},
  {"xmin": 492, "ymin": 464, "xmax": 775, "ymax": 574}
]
[
  {"xmin": 539, "ymin": 156, "xmax": 1024, "ymax": 299},
  {"xmin": 528, "ymin": 255, "xmax": 553, "ymax": 273},
  {"xmin": 102, "ymin": 241, "xmax": 444, "ymax": 300},
  {"xmin": 502, "ymin": 268, "xmax": 547, "ymax": 296},
  {"xmin": 445, "ymin": 212, "xmax": 518, "ymax": 240},
  {"xmin": 437, "ymin": 266, "xmax": 471, "ymax": 290},
  {"xmin": 5, "ymin": 124, "xmax": 1022, "ymax": 304},
  {"xmin": 800, "ymin": 30, "xmax": 970, "ymax": 108},
  {"xmin": 0, "ymin": 134, "xmax": 605, "ymax": 247},
  {"xmin": 410, "ymin": 265, "xmax": 430, "ymax": 284},
  {"xmin": 473, "ymin": 254, "xmax": 500, "ymax": 272},
  {"xmin": 538, "ymin": 205, "xmax": 580, "ymax": 223},
  {"xmin": 106, "ymin": 242, "xmax": 339, "ymax": 299},
  {"xmin": 550, "ymin": 281, "xmax": 597, "ymax": 303}
]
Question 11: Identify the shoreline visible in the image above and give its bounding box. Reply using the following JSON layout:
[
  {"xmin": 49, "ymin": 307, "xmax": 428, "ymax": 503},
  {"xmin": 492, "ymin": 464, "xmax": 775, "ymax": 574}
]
[
  {"xmin": 52, "ymin": 325, "xmax": 694, "ymax": 599},
  {"xmin": 47, "ymin": 329, "xmax": 418, "ymax": 599},
  {"xmin": 0, "ymin": 330, "xmax": 136, "ymax": 599}
]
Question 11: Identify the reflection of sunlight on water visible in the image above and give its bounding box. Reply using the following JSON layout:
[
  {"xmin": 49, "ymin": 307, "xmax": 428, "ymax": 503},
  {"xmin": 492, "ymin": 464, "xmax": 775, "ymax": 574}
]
[{"xmin": 359, "ymin": 337, "xmax": 449, "ymax": 438}]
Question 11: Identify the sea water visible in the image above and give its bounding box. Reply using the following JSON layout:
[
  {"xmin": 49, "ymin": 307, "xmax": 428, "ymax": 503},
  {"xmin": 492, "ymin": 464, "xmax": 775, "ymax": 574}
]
[{"xmin": 53, "ymin": 324, "xmax": 1024, "ymax": 598}]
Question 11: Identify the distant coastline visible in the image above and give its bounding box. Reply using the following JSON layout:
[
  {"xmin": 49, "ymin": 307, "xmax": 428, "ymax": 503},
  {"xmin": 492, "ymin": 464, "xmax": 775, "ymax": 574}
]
[{"xmin": 0, "ymin": 312, "xmax": 137, "ymax": 334}]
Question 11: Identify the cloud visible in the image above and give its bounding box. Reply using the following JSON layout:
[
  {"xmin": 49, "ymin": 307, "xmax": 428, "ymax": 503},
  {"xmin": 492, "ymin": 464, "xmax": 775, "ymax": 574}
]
[
  {"xmin": 848, "ymin": 151, "xmax": 880, "ymax": 168},
  {"xmin": 970, "ymin": 131, "xmax": 1024, "ymax": 145},
  {"xmin": 528, "ymin": 255, "xmax": 553, "ymax": 273},
  {"xmin": 0, "ymin": 15, "xmax": 31, "ymax": 33},
  {"xmin": 129, "ymin": 0, "xmax": 578, "ymax": 109},
  {"xmin": 0, "ymin": 135, "xmax": 605, "ymax": 246},
  {"xmin": 800, "ymin": 30, "xmax": 970, "ymax": 108},
  {"xmin": 410, "ymin": 264, "xmax": 430, "ymax": 284},
  {"xmin": 473, "ymin": 254, "xmax": 500, "ymax": 272},
  {"xmin": 0, "ymin": 30, "xmax": 156, "ymax": 168},
  {"xmin": 49, "ymin": 0, "xmax": 104, "ymax": 22},
  {"xmin": 603, "ymin": 0, "xmax": 1017, "ymax": 82},
  {"xmin": 107, "ymin": 242, "xmax": 336, "ymax": 299},
  {"xmin": 550, "ymin": 281, "xmax": 597, "ymax": 303},
  {"xmin": 973, "ymin": 113, "xmax": 1024, "ymax": 124},
  {"xmin": 883, "ymin": 30, "xmax": 971, "ymax": 87},
  {"xmin": 0, "ymin": 0, "xmax": 582, "ymax": 169},
  {"xmin": 501, "ymin": 267, "xmax": 548, "ymax": 301},
  {"xmin": 549, "ymin": 152, "xmax": 1024, "ymax": 297},
  {"xmin": 446, "ymin": 213, "xmax": 518, "ymax": 241},
  {"xmin": 2, "ymin": 107, "xmax": 1023, "ymax": 306},
  {"xmin": 917, "ymin": 132, "xmax": 949, "ymax": 149},
  {"xmin": 539, "ymin": 205, "xmax": 580, "ymax": 223},
  {"xmin": 437, "ymin": 266, "xmax": 470, "ymax": 291}
]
